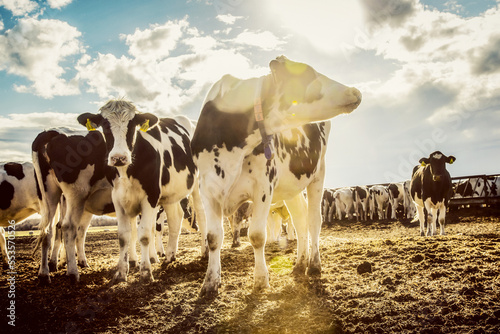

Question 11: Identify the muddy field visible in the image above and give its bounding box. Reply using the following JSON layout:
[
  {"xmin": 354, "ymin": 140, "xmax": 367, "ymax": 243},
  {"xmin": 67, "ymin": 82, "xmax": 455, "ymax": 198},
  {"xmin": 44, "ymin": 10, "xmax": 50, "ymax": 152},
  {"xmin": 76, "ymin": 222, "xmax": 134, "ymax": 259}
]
[{"xmin": 1, "ymin": 208, "xmax": 500, "ymax": 334}]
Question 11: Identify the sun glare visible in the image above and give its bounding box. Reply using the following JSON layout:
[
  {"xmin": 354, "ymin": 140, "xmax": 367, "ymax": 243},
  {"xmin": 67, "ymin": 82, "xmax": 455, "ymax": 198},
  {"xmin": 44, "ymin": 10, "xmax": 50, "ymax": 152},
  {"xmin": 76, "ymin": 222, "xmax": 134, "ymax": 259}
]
[{"xmin": 266, "ymin": 0, "xmax": 365, "ymax": 54}]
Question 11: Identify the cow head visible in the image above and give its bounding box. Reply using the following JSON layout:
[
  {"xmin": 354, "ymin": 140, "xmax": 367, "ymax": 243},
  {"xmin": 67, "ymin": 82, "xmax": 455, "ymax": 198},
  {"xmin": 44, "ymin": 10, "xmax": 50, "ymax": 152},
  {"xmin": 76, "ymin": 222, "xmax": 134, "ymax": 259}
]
[
  {"xmin": 419, "ymin": 151, "xmax": 456, "ymax": 182},
  {"xmin": 265, "ymin": 56, "xmax": 362, "ymax": 131},
  {"xmin": 77, "ymin": 100, "xmax": 158, "ymax": 167}
]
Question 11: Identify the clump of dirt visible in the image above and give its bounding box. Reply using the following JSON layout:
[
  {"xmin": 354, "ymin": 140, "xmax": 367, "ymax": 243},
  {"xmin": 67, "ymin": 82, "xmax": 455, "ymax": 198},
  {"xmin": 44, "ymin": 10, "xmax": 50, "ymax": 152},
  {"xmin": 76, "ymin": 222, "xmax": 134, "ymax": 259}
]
[{"xmin": 1, "ymin": 208, "xmax": 500, "ymax": 333}]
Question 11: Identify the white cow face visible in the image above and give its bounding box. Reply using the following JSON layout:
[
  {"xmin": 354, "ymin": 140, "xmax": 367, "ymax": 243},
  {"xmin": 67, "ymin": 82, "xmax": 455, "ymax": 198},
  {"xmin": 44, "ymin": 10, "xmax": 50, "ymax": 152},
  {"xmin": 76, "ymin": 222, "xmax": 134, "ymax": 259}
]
[
  {"xmin": 266, "ymin": 56, "xmax": 362, "ymax": 130},
  {"xmin": 419, "ymin": 151, "xmax": 456, "ymax": 182},
  {"xmin": 77, "ymin": 100, "xmax": 158, "ymax": 167}
]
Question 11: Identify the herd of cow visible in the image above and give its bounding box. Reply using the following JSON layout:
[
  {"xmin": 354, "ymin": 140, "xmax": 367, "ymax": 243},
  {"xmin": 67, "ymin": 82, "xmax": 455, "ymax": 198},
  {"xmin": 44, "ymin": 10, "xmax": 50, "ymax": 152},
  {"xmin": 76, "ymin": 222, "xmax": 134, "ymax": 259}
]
[{"xmin": 0, "ymin": 56, "xmax": 494, "ymax": 297}]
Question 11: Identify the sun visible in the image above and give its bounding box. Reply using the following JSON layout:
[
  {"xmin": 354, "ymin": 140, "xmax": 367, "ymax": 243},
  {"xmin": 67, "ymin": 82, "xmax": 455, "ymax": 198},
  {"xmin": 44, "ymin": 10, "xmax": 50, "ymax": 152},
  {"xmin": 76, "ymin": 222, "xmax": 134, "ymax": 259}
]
[{"xmin": 265, "ymin": 0, "xmax": 366, "ymax": 55}]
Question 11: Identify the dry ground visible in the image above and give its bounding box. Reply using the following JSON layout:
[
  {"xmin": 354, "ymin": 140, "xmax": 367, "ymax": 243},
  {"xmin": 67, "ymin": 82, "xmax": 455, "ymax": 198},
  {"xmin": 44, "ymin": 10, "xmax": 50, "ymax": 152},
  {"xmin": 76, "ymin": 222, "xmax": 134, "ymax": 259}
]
[{"xmin": 1, "ymin": 208, "xmax": 500, "ymax": 333}]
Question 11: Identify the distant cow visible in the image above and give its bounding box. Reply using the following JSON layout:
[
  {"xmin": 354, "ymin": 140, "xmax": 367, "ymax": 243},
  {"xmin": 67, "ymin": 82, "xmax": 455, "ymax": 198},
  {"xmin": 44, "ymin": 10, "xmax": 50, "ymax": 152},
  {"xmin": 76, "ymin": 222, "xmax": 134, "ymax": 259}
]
[
  {"xmin": 353, "ymin": 186, "xmax": 370, "ymax": 221},
  {"xmin": 78, "ymin": 100, "xmax": 207, "ymax": 283},
  {"xmin": 322, "ymin": 188, "xmax": 336, "ymax": 223},
  {"xmin": 410, "ymin": 151, "xmax": 456, "ymax": 236},
  {"xmin": 333, "ymin": 187, "xmax": 354, "ymax": 220},
  {"xmin": 369, "ymin": 185, "xmax": 389, "ymax": 220},
  {"xmin": 192, "ymin": 56, "xmax": 361, "ymax": 296},
  {"xmin": 387, "ymin": 182, "xmax": 407, "ymax": 220},
  {"xmin": 0, "ymin": 162, "xmax": 40, "ymax": 267}
]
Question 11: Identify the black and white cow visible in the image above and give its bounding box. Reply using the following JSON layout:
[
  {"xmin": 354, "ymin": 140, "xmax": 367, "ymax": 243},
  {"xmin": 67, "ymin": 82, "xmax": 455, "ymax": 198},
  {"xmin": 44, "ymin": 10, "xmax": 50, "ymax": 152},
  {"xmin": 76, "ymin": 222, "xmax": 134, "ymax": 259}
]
[
  {"xmin": 353, "ymin": 186, "xmax": 370, "ymax": 221},
  {"xmin": 32, "ymin": 128, "xmax": 116, "ymax": 284},
  {"xmin": 322, "ymin": 188, "xmax": 336, "ymax": 223},
  {"xmin": 78, "ymin": 100, "xmax": 207, "ymax": 283},
  {"xmin": 192, "ymin": 56, "xmax": 361, "ymax": 295},
  {"xmin": 387, "ymin": 182, "xmax": 407, "ymax": 220},
  {"xmin": 410, "ymin": 151, "xmax": 456, "ymax": 236},
  {"xmin": 1, "ymin": 162, "xmax": 40, "ymax": 267},
  {"xmin": 369, "ymin": 185, "xmax": 389, "ymax": 220},
  {"xmin": 333, "ymin": 187, "xmax": 354, "ymax": 220}
]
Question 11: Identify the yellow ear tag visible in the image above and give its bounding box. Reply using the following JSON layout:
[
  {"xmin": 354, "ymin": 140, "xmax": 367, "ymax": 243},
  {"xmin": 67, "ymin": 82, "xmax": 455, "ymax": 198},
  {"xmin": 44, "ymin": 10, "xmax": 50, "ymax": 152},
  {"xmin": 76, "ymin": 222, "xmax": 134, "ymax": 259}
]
[
  {"xmin": 140, "ymin": 119, "xmax": 150, "ymax": 132},
  {"xmin": 421, "ymin": 161, "xmax": 426, "ymax": 167},
  {"xmin": 86, "ymin": 119, "xmax": 96, "ymax": 131},
  {"xmin": 292, "ymin": 100, "xmax": 298, "ymax": 106},
  {"xmin": 449, "ymin": 158, "xmax": 454, "ymax": 164}
]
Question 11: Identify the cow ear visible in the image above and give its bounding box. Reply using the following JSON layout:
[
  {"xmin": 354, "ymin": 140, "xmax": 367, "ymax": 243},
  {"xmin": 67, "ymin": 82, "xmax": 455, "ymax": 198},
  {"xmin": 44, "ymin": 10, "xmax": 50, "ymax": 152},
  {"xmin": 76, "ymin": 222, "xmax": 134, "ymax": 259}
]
[
  {"xmin": 134, "ymin": 113, "xmax": 158, "ymax": 132},
  {"xmin": 77, "ymin": 113, "xmax": 102, "ymax": 131},
  {"xmin": 419, "ymin": 158, "xmax": 430, "ymax": 166},
  {"xmin": 447, "ymin": 156, "xmax": 456, "ymax": 164},
  {"xmin": 269, "ymin": 59, "xmax": 285, "ymax": 82}
]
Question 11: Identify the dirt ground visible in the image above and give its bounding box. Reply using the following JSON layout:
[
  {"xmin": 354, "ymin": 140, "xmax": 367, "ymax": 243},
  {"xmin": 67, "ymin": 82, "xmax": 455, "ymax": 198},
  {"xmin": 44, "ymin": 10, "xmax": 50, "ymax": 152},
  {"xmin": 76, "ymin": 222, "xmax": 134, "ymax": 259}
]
[{"xmin": 1, "ymin": 207, "xmax": 500, "ymax": 334}]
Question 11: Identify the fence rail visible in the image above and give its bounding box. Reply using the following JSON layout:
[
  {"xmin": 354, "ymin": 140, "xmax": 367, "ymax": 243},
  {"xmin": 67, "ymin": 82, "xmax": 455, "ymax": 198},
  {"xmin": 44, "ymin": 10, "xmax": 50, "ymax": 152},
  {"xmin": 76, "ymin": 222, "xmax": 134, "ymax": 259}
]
[{"xmin": 449, "ymin": 174, "xmax": 500, "ymax": 207}]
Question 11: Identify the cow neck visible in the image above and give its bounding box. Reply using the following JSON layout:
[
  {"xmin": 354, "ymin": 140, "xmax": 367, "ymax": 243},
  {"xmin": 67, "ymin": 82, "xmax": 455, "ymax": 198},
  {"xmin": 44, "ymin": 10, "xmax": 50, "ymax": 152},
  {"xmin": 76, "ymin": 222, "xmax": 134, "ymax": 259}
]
[{"xmin": 254, "ymin": 76, "xmax": 274, "ymax": 160}]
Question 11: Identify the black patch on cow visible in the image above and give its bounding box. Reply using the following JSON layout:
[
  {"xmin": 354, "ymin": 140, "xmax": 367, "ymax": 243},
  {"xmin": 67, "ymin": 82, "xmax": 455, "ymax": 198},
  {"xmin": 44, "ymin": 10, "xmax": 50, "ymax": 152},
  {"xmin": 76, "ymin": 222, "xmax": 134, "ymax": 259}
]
[
  {"xmin": 388, "ymin": 184, "xmax": 400, "ymax": 199},
  {"xmin": 355, "ymin": 186, "xmax": 367, "ymax": 200},
  {"xmin": 125, "ymin": 120, "xmax": 138, "ymax": 151},
  {"xmin": 147, "ymin": 126, "xmax": 162, "ymax": 142},
  {"xmin": 156, "ymin": 222, "xmax": 162, "ymax": 232},
  {"xmin": 33, "ymin": 130, "xmax": 108, "ymax": 188},
  {"xmin": 192, "ymin": 101, "xmax": 255, "ymax": 156},
  {"xmin": 0, "ymin": 181, "xmax": 15, "ymax": 210},
  {"xmin": 277, "ymin": 123, "xmax": 325, "ymax": 180},
  {"xmin": 4, "ymin": 163, "xmax": 25, "ymax": 180},
  {"xmin": 102, "ymin": 202, "xmax": 115, "ymax": 215},
  {"xmin": 262, "ymin": 194, "xmax": 266, "ymax": 202},
  {"xmin": 162, "ymin": 151, "xmax": 172, "ymax": 186},
  {"xmin": 126, "ymin": 134, "xmax": 161, "ymax": 208}
]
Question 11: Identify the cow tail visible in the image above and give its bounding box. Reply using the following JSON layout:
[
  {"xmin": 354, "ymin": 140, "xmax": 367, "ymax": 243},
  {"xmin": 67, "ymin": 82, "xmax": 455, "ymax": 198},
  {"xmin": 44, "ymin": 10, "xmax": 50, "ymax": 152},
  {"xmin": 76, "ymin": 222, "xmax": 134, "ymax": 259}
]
[{"xmin": 31, "ymin": 131, "xmax": 59, "ymax": 255}]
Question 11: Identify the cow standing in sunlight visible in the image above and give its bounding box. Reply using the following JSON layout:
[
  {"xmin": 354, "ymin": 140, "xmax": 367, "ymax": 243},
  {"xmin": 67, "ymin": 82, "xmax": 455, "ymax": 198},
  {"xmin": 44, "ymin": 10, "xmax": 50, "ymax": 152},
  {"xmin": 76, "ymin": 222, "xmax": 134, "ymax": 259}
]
[
  {"xmin": 192, "ymin": 56, "xmax": 362, "ymax": 296},
  {"xmin": 78, "ymin": 101, "xmax": 207, "ymax": 283}
]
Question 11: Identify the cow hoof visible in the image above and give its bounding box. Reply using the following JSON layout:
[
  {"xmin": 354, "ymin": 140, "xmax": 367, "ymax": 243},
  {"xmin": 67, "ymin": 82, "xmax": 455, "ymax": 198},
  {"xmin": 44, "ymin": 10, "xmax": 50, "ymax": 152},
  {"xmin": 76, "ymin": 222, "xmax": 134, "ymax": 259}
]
[
  {"xmin": 78, "ymin": 261, "xmax": 89, "ymax": 268},
  {"xmin": 150, "ymin": 257, "xmax": 159, "ymax": 264},
  {"xmin": 164, "ymin": 255, "xmax": 176, "ymax": 265},
  {"xmin": 38, "ymin": 275, "xmax": 51, "ymax": 286},
  {"xmin": 48, "ymin": 262, "xmax": 58, "ymax": 272},
  {"xmin": 200, "ymin": 283, "xmax": 219, "ymax": 299},
  {"xmin": 140, "ymin": 270, "xmax": 154, "ymax": 283},
  {"xmin": 68, "ymin": 273, "xmax": 80, "ymax": 285},
  {"xmin": 253, "ymin": 276, "xmax": 270, "ymax": 292},
  {"xmin": 307, "ymin": 265, "xmax": 322, "ymax": 277},
  {"xmin": 112, "ymin": 272, "xmax": 127, "ymax": 285},
  {"xmin": 292, "ymin": 263, "xmax": 307, "ymax": 276},
  {"xmin": 157, "ymin": 252, "xmax": 165, "ymax": 258},
  {"xmin": 129, "ymin": 260, "xmax": 137, "ymax": 268}
]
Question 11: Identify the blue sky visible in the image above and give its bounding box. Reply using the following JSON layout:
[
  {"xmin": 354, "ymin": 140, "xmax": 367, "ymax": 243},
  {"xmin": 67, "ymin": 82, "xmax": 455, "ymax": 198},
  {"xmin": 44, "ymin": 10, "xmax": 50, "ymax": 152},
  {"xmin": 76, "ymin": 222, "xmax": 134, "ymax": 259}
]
[{"xmin": 1, "ymin": 0, "xmax": 499, "ymax": 188}]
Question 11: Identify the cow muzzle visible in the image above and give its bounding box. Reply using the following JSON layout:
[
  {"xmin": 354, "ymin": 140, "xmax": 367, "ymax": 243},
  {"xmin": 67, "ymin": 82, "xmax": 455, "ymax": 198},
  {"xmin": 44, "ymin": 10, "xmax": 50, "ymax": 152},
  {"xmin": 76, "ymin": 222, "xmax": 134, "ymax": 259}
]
[{"xmin": 109, "ymin": 155, "xmax": 130, "ymax": 167}]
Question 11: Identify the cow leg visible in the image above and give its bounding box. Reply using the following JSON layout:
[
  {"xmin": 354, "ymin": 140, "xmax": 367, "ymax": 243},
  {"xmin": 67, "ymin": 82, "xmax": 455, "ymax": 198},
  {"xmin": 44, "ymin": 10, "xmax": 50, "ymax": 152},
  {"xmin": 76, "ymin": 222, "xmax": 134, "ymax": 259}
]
[
  {"xmin": 49, "ymin": 222, "xmax": 63, "ymax": 271},
  {"xmin": 191, "ymin": 180, "xmax": 208, "ymax": 258},
  {"xmin": 128, "ymin": 218, "xmax": 138, "ymax": 268},
  {"xmin": 286, "ymin": 218, "xmax": 296, "ymax": 241},
  {"xmin": 155, "ymin": 212, "xmax": 165, "ymax": 257},
  {"xmin": 416, "ymin": 205, "xmax": 426, "ymax": 236},
  {"xmin": 137, "ymin": 205, "xmax": 156, "ymax": 282},
  {"xmin": 248, "ymin": 199, "xmax": 271, "ymax": 291},
  {"xmin": 0, "ymin": 228, "xmax": 8, "ymax": 269},
  {"xmin": 429, "ymin": 207, "xmax": 438, "ymax": 236},
  {"xmin": 285, "ymin": 193, "xmax": 309, "ymax": 275},
  {"xmin": 230, "ymin": 216, "xmax": 242, "ymax": 248},
  {"xmin": 200, "ymin": 199, "xmax": 224, "ymax": 297},
  {"xmin": 163, "ymin": 202, "xmax": 182, "ymax": 265},
  {"xmin": 62, "ymin": 201, "xmax": 85, "ymax": 284},
  {"xmin": 307, "ymin": 181, "xmax": 324, "ymax": 276},
  {"xmin": 37, "ymin": 195, "xmax": 60, "ymax": 285},
  {"xmin": 437, "ymin": 206, "xmax": 446, "ymax": 236},
  {"xmin": 267, "ymin": 212, "xmax": 281, "ymax": 243},
  {"xmin": 114, "ymin": 205, "xmax": 134, "ymax": 283},
  {"xmin": 149, "ymin": 208, "xmax": 160, "ymax": 264},
  {"xmin": 76, "ymin": 211, "xmax": 92, "ymax": 268}
]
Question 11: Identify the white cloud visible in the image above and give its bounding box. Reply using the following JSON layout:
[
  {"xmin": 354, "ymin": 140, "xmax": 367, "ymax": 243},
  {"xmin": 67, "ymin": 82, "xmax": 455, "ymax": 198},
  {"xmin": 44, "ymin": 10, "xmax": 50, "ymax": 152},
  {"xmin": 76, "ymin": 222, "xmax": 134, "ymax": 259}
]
[
  {"xmin": 47, "ymin": 0, "xmax": 73, "ymax": 9},
  {"xmin": 120, "ymin": 18, "xmax": 188, "ymax": 61},
  {"xmin": 0, "ymin": 17, "xmax": 84, "ymax": 98},
  {"xmin": 0, "ymin": 0, "xmax": 38, "ymax": 16},
  {"xmin": 77, "ymin": 18, "xmax": 267, "ymax": 116},
  {"xmin": 216, "ymin": 14, "xmax": 243, "ymax": 25},
  {"xmin": 233, "ymin": 30, "xmax": 285, "ymax": 51}
]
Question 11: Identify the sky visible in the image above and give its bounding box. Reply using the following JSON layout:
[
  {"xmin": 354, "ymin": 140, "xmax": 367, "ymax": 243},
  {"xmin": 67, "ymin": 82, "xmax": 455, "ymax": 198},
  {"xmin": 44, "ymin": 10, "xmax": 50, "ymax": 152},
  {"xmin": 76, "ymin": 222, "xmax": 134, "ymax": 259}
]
[{"xmin": 0, "ymin": 0, "xmax": 499, "ymax": 189}]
